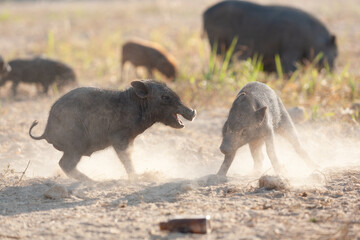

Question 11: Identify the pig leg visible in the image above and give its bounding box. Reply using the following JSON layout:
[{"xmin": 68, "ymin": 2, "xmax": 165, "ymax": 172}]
[
  {"xmin": 114, "ymin": 148, "xmax": 137, "ymax": 180},
  {"xmin": 264, "ymin": 132, "xmax": 284, "ymax": 174},
  {"xmin": 146, "ymin": 67, "xmax": 153, "ymax": 79},
  {"xmin": 279, "ymin": 125, "xmax": 319, "ymax": 169},
  {"xmin": 42, "ymin": 83, "xmax": 49, "ymax": 94},
  {"xmin": 217, "ymin": 151, "xmax": 236, "ymax": 176},
  {"xmin": 249, "ymin": 139, "xmax": 265, "ymax": 173},
  {"xmin": 11, "ymin": 81, "xmax": 19, "ymax": 96},
  {"xmin": 208, "ymin": 38, "xmax": 218, "ymax": 55},
  {"xmin": 281, "ymin": 50, "xmax": 300, "ymax": 74},
  {"xmin": 59, "ymin": 152, "xmax": 92, "ymax": 182},
  {"xmin": 112, "ymin": 139, "xmax": 137, "ymax": 180}
]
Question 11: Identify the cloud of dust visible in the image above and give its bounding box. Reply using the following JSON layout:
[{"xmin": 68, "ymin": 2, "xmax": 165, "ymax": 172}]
[
  {"xmin": 21, "ymin": 121, "xmax": 360, "ymax": 188},
  {"xmin": 229, "ymin": 123, "xmax": 360, "ymax": 187},
  {"xmin": 75, "ymin": 123, "xmax": 360, "ymax": 187},
  {"xmin": 76, "ymin": 130, "xmax": 221, "ymax": 181}
]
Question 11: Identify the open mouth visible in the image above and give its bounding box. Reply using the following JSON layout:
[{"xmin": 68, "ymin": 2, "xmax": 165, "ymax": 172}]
[
  {"xmin": 173, "ymin": 113, "xmax": 184, "ymax": 127},
  {"xmin": 167, "ymin": 108, "xmax": 195, "ymax": 129}
]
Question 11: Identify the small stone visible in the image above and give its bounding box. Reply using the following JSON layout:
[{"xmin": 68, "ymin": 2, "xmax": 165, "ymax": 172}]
[
  {"xmin": 300, "ymin": 192, "xmax": 308, "ymax": 197},
  {"xmin": 258, "ymin": 175, "xmax": 289, "ymax": 190},
  {"xmin": 43, "ymin": 184, "xmax": 69, "ymax": 199}
]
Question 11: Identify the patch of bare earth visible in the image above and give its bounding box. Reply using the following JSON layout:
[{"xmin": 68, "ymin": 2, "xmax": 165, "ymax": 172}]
[
  {"xmin": 1, "ymin": 97, "xmax": 360, "ymax": 239},
  {"xmin": 1, "ymin": 167, "xmax": 360, "ymax": 239}
]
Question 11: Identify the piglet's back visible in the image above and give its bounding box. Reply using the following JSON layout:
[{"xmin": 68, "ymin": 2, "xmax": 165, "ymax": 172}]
[{"xmin": 239, "ymin": 82, "xmax": 284, "ymax": 127}]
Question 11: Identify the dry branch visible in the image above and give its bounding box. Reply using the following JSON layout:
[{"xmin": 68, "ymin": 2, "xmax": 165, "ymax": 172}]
[{"xmin": 17, "ymin": 160, "xmax": 30, "ymax": 185}]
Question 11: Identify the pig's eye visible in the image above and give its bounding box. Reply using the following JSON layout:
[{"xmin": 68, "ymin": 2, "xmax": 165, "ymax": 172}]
[{"xmin": 161, "ymin": 95, "xmax": 171, "ymax": 102}]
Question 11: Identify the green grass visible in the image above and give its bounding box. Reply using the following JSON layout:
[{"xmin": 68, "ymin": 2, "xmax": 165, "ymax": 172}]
[
  {"xmin": 274, "ymin": 54, "xmax": 283, "ymax": 79},
  {"xmin": 0, "ymin": 10, "xmax": 11, "ymax": 21}
]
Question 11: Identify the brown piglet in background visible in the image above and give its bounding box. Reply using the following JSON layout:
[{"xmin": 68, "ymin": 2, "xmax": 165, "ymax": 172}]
[{"xmin": 121, "ymin": 39, "xmax": 177, "ymax": 82}]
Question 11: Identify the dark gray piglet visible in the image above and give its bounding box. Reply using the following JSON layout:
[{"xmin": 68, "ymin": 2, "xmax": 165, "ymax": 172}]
[
  {"xmin": 0, "ymin": 57, "xmax": 76, "ymax": 96},
  {"xmin": 29, "ymin": 80, "xmax": 196, "ymax": 181},
  {"xmin": 218, "ymin": 81, "xmax": 318, "ymax": 176}
]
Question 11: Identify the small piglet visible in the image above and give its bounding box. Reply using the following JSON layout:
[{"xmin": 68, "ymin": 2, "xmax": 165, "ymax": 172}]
[
  {"xmin": 218, "ymin": 82, "xmax": 318, "ymax": 176},
  {"xmin": 0, "ymin": 57, "xmax": 76, "ymax": 96},
  {"xmin": 121, "ymin": 39, "xmax": 177, "ymax": 81},
  {"xmin": 29, "ymin": 80, "xmax": 196, "ymax": 181}
]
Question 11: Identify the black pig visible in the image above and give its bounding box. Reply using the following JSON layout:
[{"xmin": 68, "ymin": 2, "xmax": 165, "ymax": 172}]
[
  {"xmin": 218, "ymin": 82, "xmax": 318, "ymax": 176},
  {"xmin": 0, "ymin": 57, "xmax": 76, "ymax": 96},
  {"xmin": 29, "ymin": 80, "xmax": 196, "ymax": 181},
  {"xmin": 203, "ymin": 1, "xmax": 338, "ymax": 73}
]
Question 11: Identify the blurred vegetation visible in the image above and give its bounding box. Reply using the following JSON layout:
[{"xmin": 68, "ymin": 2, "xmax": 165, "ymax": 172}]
[{"xmin": 0, "ymin": 1, "xmax": 359, "ymax": 123}]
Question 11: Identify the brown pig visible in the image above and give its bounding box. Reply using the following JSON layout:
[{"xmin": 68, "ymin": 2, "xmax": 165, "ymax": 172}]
[{"xmin": 121, "ymin": 39, "xmax": 177, "ymax": 81}]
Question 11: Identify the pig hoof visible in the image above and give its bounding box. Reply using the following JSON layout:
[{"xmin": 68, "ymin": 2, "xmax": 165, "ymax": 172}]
[
  {"xmin": 216, "ymin": 169, "xmax": 228, "ymax": 177},
  {"xmin": 78, "ymin": 176, "xmax": 94, "ymax": 183},
  {"xmin": 128, "ymin": 173, "xmax": 139, "ymax": 182},
  {"xmin": 68, "ymin": 170, "xmax": 94, "ymax": 182},
  {"xmin": 207, "ymin": 174, "xmax": 228, "ymax": 186}
]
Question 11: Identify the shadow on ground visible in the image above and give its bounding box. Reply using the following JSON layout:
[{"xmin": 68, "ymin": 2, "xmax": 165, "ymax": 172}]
[{"xmin": 0, "ymin": 178, "xmax": 97, "ymax": 216}]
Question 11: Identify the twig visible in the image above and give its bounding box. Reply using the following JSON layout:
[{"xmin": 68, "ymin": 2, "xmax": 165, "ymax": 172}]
[
  {"xmin": 245, "ymin": 167, "xmax": 272, "ymax": 188},
  {"xmin": 17, "ymin": 161, "xmax": 30, "ymax": 185}
]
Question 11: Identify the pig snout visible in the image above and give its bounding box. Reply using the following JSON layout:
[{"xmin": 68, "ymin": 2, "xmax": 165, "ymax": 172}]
[
  {"xmin": 166, "ymin": 104, "xmax": 196, "ymax": 129},
  {"xmin": 3, "ymin": 63, "xmax": 11, "ymax": 73},
  {"xmin": 220, "ymin": 140, "xmax": 232, "ymax": 155},
  {"xmin": 0, "ymin": 59, "xmax": 11, "ymax": 75},
  {"xmin": 179, "ymin": 105, "xmax": 196, "ymax": 121},
  {"xmin": 220, "ymin": 131, "xmax": 240, "ymax": 155}
]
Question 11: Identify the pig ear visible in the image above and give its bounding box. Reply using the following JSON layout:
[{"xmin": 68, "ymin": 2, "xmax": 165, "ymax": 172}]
[
  {"xmin": 131, "ymin": 81, "xmax": 149, "ymax": 98},
  {"xmin": 255, "ymin": 106, "xmax": 267, "ymax": 125},
  {"xmin": 236, "ymin": 92, "xmax": 246, "ymax": 98}
]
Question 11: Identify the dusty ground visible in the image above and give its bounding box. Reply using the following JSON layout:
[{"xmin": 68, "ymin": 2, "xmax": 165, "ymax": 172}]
[
  {"xmin": 1, "ymin": 96, "xmax": 360, "ymax": 239},
  {"xmin": 1, "ymin": 0, "xmax": 360, "ymax": 239}
]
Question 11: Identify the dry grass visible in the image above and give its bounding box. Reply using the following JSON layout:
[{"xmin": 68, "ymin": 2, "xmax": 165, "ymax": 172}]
[{"xmin": 0, "ymin": 0, "xmax": 359, "ymax": 118}]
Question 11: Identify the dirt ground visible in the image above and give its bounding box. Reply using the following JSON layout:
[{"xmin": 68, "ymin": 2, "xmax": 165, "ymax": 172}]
[
  {"xmin": 1, "ymin": 96, "xmax": 360, "ymax": 239},
  {"xmin": 1, "ymin": 0, "xmax": 360, "ymax": 239}
]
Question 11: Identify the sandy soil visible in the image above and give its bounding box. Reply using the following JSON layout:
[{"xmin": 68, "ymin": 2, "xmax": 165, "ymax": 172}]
[
  {"xmin": 1, "ymin": 95, "xmax": 360, "ymax": 240},
  {"xmin": 1, "ymin": 0, "xmax": 360, "ymax": 239}
]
